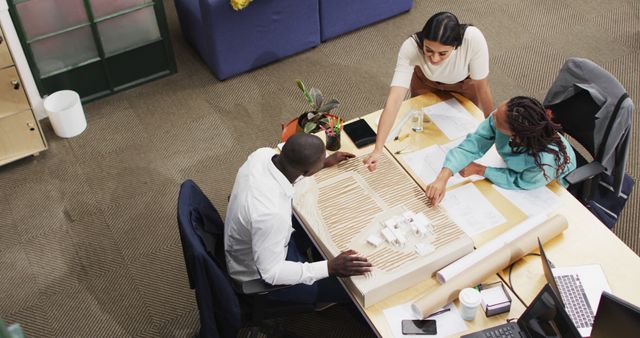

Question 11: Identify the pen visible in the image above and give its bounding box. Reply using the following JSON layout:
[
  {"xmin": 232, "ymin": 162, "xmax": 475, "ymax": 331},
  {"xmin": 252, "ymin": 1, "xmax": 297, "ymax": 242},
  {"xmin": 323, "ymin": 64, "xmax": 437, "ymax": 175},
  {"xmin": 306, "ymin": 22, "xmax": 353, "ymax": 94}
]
[
  {"xmin": 426, "ymin": 307, "xmax": 451, "ymax": 318},
  {"xmin": 394, "ymin": 133, "xmax": 410, "ymax": 142}
]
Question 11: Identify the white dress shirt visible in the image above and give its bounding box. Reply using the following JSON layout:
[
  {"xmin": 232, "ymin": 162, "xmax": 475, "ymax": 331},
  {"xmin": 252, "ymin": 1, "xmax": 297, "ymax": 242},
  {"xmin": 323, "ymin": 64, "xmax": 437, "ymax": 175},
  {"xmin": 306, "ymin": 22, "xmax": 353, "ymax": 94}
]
[
  {"xmin": 224, "ymin": 148, "xmax": 329, "ymax": 285},
  {"xmin": 391, "ymin": 26, "xmax": 489, "ymax": 87}
]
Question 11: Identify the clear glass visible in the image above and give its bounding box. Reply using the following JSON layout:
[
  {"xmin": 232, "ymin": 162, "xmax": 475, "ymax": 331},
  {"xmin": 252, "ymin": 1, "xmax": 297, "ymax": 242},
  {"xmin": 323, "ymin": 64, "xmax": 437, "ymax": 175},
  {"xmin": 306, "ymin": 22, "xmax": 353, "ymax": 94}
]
[
  {"xmin": 30, "ymin": 26, "xmax": 99, "ymax": 76},
  {"xmin": 89, "ymin": 0, "xmax": 153, "ymax": 19},
  {"xmin": 97, "ymin": 6, "xmax": 160, "ymax": 56},
  {"xmin": 16, "ymin": 0, "xmax": 89, "ymax": 40},
  {"xmin": 411, "ymin": 110, "xmax": 424, "ymax": 132}
]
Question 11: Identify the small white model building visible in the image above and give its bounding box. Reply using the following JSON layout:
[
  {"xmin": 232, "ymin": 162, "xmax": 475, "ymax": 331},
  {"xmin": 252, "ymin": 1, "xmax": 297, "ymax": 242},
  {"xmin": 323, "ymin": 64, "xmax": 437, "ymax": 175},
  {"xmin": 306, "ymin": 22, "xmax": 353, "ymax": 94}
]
[
  {"xmin": 380, "ymin": 227, "xmax": 397, "ymax": 245},
  {"xmin": 367, "ymin": 234, "xmax": 384, "ymax": 247},
  {"xmin": 387, "ymin": 225, "xmax": 407, "ymax": 246}
]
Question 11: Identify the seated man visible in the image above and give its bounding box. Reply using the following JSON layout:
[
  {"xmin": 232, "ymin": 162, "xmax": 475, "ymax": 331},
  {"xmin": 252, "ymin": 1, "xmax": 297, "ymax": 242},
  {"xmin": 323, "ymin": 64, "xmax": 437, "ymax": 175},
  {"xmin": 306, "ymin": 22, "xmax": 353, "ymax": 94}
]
[{"xmin": 224, "ymin": 133, "xmax": 372, "ymax": 304}]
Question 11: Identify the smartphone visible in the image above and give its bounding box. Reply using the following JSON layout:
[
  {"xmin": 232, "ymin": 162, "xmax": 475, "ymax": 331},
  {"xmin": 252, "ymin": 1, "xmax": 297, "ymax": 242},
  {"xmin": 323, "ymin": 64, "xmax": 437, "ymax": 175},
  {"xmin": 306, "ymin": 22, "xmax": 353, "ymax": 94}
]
[
  {"xmin": 343, "ymin": 119, "xmax": 377, "ymax": 148},
  {"xmin": 401, "ymin": 319, "xmax": 437, "ymax": 335}
]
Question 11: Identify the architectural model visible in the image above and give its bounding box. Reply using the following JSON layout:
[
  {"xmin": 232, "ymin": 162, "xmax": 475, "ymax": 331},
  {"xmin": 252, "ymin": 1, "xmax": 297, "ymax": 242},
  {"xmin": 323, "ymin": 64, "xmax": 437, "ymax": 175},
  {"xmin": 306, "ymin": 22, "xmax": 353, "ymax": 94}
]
[{"xmin": 293, "ymin": 151, "xmax": 474, "ymax": 306}]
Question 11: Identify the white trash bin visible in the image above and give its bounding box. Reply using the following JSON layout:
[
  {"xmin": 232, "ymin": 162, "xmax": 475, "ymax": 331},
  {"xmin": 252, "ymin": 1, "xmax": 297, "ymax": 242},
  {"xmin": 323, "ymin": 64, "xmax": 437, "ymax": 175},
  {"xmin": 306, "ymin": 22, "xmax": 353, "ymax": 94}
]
[{"xmin": 44, "ymin": 90, "xmax": 87, "ymax": 138}]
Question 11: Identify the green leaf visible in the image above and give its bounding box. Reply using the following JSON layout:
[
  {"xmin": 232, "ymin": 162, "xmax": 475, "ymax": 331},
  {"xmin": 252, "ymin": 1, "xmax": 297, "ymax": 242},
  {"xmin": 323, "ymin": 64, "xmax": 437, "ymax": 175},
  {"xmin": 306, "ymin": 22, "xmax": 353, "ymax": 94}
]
[
  {"xmin": 296, "ymin": 80, "xmax": 313, "ymax": 105},
  {"xmin": 303, "ymin": 92, "xmax": 313, "ymax": 106},
  {"xmin": 318, "ymin": 98, "xmax": 340, "ymax": 113},
  {"xmin": 320, "ymin": 117, "xmax": 330, "ymax": 126},
  {"xmin": 309, "ymin": 88, "xmax": 323, "ymax": 110},
  {"xmin": 304, "ymin": 122, "xmax": 317, "ymax": 133}
]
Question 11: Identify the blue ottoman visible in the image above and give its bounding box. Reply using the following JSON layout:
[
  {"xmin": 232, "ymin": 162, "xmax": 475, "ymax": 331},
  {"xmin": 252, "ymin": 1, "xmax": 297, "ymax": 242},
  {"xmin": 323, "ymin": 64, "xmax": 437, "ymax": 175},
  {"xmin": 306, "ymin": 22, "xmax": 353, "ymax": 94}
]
[
  {"xmin": 319, "ymin": 0, "xmax": 413, "ymax": 41},
  {"xmin": 174, "ymin": 0, "xmax": 321, "ymax": 80}
]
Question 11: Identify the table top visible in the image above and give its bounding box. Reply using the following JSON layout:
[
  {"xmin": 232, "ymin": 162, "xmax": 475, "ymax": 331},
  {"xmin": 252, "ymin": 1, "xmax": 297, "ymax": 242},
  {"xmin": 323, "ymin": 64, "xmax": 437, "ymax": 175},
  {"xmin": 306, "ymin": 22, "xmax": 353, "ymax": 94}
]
[{"xmin": 310, "ymin": 92, "xmax": 640, "ymax": 337}]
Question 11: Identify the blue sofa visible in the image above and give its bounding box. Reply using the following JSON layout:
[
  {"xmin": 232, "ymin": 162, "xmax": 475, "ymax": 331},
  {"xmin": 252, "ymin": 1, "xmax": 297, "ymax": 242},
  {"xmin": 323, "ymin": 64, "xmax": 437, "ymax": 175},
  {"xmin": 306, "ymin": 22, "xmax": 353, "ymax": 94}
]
[
  {"xmin": 318, "ymin": 0, "xmax": 413, "ymax": 41},
  {"xmin": 174, "ymin": 0, "xmax": 412, "ymax": 80},
  {"xmin": 174, "ymin": 0, "xmax": 320, "ymax": 80}
]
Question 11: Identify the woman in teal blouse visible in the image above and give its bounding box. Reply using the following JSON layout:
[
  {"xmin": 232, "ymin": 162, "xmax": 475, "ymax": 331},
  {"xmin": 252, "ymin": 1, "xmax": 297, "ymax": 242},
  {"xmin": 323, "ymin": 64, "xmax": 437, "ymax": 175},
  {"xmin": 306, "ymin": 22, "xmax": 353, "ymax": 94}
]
[{"xmin": 426, "ymin": 96, "xmax": 576, "ymax": 205}]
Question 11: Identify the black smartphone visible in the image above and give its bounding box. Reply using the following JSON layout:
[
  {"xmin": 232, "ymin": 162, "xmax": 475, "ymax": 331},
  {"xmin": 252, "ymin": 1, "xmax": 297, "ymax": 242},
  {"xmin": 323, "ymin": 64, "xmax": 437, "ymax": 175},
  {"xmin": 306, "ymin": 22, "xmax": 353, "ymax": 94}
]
[
  {"xmin": 401, "ymin": 319, "xmax": 437, "ymax": 335},
  {"xmin": 343, "ymin": 119, "xmax": 377, "ymax": 148}
]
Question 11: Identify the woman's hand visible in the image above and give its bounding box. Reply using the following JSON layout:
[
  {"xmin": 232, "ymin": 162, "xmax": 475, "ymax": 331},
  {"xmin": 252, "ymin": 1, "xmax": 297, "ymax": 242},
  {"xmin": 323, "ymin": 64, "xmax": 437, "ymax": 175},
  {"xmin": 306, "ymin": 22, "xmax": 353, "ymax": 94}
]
[
  {"xmin": 459, "ymin": 162, "xmax": 486, "ymax": 177},
  {"xmin": 425, "ymin": 168, "xmax": 453, "ymax": 206},
  {"xmin": 362, "ymin": 150, "xmax": 382, "ymax": 172}
]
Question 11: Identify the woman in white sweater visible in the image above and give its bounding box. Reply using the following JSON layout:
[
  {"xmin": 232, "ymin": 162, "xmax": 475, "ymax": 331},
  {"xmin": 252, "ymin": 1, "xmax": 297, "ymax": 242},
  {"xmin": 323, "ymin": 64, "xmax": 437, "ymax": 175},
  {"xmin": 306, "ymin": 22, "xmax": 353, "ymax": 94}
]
[{"xmin": 364, "ymin": 12, "xmax": 494, "ymax": 171}]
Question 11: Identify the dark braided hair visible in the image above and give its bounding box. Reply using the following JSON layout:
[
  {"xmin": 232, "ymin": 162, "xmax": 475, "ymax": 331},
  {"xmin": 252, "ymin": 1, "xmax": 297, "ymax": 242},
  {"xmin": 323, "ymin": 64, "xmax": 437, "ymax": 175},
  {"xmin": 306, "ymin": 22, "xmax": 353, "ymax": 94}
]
[
  {"xmin": 506, "ymin": 96, "xmax": 572, "ymax": 181},
  {"xmin": 412, "ymin": 12, "xmax": 470, "ymax": 50}
]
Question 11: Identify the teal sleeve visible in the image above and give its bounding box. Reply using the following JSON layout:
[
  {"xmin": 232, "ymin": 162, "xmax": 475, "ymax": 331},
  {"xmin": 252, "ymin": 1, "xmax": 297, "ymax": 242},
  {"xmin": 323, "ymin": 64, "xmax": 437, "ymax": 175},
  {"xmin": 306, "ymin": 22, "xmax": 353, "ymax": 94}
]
[
  {"xmin": 443, "ymin": 116, "xmax": 496, "ymax": 174},
  {"xmin": 484, "ymin": 137, "xmax": 576, "ymax": 190}
]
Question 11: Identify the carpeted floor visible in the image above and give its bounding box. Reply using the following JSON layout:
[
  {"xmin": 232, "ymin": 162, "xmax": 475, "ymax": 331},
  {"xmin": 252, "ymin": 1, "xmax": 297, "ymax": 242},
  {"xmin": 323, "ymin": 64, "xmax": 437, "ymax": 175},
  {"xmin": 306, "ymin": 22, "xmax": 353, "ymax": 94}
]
[{"xmin": 1, "ymin": 0, "xmax": 638, "ymax": 337}]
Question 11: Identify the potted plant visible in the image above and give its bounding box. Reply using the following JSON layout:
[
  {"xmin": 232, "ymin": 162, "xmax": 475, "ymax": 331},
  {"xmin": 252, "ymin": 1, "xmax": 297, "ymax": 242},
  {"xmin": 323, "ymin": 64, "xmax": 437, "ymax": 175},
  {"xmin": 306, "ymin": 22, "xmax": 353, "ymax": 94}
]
[{"xmin": 295, "ymin": 80, "xmax": 340, "ymax": 133}]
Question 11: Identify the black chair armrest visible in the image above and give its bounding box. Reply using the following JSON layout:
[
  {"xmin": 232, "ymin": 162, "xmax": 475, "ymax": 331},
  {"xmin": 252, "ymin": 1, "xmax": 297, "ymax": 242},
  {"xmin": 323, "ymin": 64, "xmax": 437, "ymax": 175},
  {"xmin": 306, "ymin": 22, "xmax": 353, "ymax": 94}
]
[
  {"xmin": 241, "ymin": 278, "xmax": 293, "ymax": 295},
  {"xmin": 565, "ymin": 161, "xmax": 606, "ymax": 185}
]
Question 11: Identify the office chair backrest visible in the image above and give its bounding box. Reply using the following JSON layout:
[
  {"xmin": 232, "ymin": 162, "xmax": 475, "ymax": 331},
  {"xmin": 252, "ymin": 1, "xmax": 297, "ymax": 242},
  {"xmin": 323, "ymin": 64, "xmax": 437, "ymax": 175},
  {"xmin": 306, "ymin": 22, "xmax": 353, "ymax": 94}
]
[
  {"xmin": 548, "ymin": 88, "xmax": 600, "ymax": 162},
  {"xmin": 178, "ymin": 180, "xmax": 241, "ymax": 338},
  {"xmin": 544, "ymin": 58, "xmax": 633, "ymax": 196}
]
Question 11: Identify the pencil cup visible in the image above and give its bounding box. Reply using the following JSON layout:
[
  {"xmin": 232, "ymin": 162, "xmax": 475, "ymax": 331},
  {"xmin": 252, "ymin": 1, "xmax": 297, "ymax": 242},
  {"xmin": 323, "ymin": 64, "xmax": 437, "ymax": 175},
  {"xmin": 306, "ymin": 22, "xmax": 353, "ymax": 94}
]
[
  {"xmin": 326, "ymin": 132, "xmax": 341, "ymax": 151},
  {"xmin": 459, "ymin": 288, "xmax": 481, "ymax": 321}
]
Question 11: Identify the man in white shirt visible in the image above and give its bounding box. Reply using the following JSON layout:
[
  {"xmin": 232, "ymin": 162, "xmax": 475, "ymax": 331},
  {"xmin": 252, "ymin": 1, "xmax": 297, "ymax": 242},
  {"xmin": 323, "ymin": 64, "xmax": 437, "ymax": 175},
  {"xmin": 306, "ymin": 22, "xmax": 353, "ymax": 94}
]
[{"xmin": 225, "ymin": 133, "xmax": 372, "ymax": 304}]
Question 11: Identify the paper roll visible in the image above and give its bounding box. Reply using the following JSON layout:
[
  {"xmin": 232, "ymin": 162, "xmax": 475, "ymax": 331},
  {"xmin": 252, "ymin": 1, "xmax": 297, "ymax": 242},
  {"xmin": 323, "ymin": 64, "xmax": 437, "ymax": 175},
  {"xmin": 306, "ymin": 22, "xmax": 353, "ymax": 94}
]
[
  {"xmin": 436, "ymin": 215, "xmax": 548, "ymax": 284},
  {"xmin": 411, "ymin": 214, "xmax": 568, "ymax": 318}
]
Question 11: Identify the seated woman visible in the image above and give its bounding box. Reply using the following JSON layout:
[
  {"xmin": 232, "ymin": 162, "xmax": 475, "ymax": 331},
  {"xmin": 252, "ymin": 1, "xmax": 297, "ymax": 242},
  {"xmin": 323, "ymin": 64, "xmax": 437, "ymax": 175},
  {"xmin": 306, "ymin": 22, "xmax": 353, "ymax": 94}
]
[
  {"xmin": 426, "ymin": 96, "xmax": 577, "ymax": 205},
  {"xmin": 364, "ymin": 11, "xmax": 493, "ymax": 171}
]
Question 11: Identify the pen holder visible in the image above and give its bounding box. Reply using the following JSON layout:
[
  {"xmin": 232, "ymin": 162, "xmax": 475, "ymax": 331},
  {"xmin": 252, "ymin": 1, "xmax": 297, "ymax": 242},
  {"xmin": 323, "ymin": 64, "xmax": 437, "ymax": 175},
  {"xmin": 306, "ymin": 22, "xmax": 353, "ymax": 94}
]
[
  {"xmin": 479, "ymin": 282, "xmax": 512, "ymax": 317},
  {"xmin": 325, "ymin": 131, "xmax": 341, "ymax": 151}
]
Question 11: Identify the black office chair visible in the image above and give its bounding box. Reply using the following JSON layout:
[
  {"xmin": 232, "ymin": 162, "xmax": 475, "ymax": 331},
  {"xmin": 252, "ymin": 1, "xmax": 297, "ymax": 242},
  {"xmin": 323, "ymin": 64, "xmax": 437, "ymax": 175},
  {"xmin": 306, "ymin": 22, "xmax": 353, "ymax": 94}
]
[
  {"xmin": 544, "ymin": 58, "xmax": 634, "ymax": 228},
  {"xmin": 177, "ymin": 180, "xmax": 314, "ymax": 338}
]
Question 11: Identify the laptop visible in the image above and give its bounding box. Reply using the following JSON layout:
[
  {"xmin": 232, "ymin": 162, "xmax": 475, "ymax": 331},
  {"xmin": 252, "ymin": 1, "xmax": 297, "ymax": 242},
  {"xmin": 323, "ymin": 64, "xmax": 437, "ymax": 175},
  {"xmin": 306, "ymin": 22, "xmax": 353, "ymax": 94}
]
[
  {"xmin": 461, "ymin": 284, "xmax": 580, "ymax": 338},
  {"xmin": 590, "ymin": 291, "xmax": 640, "ymax": 338},
  {"xmin": 538, "ymin": 239, "xmax": 611, "ymax": 337}
]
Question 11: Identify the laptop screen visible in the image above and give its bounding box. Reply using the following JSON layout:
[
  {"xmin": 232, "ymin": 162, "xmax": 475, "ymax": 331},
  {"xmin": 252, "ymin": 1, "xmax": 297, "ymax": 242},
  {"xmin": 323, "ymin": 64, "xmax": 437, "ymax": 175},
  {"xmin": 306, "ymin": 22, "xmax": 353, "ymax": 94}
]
[
  {"xmin": 590, "ymin": 291, "xmax": 640, "ymax": 338},
  {"xmin": 538, "ymin": 239, "xmax": 565, "ymax": 308},
  {"xmin": 518, "ymin": 284, "xmax": 581, "ymax": 338}
]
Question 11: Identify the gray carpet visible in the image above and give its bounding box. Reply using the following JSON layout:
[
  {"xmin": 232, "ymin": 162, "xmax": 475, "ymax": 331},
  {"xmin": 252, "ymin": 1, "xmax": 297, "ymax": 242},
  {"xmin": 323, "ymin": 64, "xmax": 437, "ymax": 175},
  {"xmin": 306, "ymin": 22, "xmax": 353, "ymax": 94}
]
[{"xmin": 1, "ymin": 0, "xmax": 638, "ymax": 337}]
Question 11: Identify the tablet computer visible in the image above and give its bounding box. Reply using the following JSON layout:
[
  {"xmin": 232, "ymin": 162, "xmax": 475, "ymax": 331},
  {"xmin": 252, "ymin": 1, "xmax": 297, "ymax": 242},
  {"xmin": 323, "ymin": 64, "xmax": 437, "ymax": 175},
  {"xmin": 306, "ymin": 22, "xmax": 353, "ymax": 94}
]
[{"xmin": 343, "ymin": 119, "xmax": 377, "ymax": 148}]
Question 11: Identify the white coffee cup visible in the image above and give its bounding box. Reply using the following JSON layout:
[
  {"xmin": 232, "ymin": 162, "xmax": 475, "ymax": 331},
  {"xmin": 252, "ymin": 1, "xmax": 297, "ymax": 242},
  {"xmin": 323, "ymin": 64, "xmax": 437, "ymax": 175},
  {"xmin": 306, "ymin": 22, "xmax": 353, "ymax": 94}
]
[{"xmin": 459, "ymin": 287, "xmax": 482, "ymax": 321}]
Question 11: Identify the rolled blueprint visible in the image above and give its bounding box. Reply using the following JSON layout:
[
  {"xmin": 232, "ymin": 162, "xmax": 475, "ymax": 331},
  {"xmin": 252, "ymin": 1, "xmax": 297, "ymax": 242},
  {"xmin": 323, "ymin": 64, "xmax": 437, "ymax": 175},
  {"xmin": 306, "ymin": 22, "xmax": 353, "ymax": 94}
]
[
  {"xmin": 436, "ymin": 214, "xmax": 548, "ymax": 283},
  {"xmin": 411, "ymin": 214, "xmax": 568, "ymax": 318}
]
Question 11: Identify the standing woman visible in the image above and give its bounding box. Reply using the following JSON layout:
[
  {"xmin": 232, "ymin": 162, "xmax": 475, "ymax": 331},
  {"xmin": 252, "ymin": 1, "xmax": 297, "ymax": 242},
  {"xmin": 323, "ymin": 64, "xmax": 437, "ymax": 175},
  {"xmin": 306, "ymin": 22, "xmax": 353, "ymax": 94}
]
[{"xmin": 364, "ymin": 12, "xmax": 493, "ymax": 171}]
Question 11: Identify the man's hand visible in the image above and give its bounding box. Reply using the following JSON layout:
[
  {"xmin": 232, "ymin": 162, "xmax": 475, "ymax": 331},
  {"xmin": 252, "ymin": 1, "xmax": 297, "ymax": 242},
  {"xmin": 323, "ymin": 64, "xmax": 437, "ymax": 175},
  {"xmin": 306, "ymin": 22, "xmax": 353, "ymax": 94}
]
[
  {"xmin": 327, "ymin": 250, "xmax": 372, "ymax": 277},
  {"xmin": 459, "ymin": 162, "xmax": 486, "ymax": 177},
  {"xmin": 362, "ymin": 151, "xmax": 381, "ymax": 172},
  {"xmin": 425, "ymin": 168, "xmax": 453, "ymax": 206},
  {"xmin": 324, "ymin": 151, "xmax": 355, "ymax": 168}
]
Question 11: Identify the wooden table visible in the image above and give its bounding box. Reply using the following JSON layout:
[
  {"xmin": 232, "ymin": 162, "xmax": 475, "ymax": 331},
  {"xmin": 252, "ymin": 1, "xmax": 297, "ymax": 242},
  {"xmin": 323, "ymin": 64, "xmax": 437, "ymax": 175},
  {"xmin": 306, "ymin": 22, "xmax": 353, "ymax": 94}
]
[{"xmin": 300, "ymin": 92, "xmax": 640, "ymax": 337}]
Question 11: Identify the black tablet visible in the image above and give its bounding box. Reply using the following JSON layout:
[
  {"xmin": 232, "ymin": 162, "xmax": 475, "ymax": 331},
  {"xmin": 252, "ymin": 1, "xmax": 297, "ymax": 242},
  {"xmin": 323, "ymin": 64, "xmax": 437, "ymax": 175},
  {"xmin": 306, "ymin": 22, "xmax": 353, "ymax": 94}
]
[{"xmin": 343, "ymin": 119, "xmax": 377, "ymax": 148}]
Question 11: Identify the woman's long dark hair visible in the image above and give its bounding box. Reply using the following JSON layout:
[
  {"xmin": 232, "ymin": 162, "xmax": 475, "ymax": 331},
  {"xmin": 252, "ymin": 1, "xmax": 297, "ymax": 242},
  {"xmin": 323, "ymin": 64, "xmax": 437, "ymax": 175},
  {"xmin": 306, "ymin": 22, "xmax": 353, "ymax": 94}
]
[
  {"xmin": 412, "ymin": 12, "xmax": 469, "ymax": 50},
  {"xmin": 506, "ymin": 96, "xmax": 572, "ymax": 181}
]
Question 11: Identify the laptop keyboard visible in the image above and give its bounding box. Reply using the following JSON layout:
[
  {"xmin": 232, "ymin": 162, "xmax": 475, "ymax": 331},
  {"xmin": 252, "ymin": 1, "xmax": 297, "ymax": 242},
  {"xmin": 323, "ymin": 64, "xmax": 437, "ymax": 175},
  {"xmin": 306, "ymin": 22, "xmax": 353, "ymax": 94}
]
[
  {"xmin": 481, "ymin": 325, "xmax": 516, "ymax": 338},
  {"xmin": 555, "ymin": 274, "xmax": 595, "ymax": 328}
]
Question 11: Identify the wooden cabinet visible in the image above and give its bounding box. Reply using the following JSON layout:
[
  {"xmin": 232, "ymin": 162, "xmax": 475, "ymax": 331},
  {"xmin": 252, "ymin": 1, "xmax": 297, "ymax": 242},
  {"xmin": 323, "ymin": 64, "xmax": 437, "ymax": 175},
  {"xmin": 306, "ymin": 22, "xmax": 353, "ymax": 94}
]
[{"xmin": 0, "ymin": 24, "xmax": 46, "ymax": 166}]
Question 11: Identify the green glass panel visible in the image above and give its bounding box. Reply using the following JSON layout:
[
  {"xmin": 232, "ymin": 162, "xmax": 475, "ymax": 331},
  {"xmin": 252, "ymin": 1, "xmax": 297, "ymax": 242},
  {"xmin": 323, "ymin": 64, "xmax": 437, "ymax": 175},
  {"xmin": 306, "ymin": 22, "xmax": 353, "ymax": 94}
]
[
  {"xmin": 97, "ymin": 6, "xmax": 160, "ymax": 56},
  {"xmin": 31, "ymin": 26, "xmax": 99, "ymax": 77},
  {"xmin": 16, "ymin": 0, "xmax": 89, "ymax": 40},
  {"xmin": 89, "ymin": 0, "xmax": 153, "ymax": 20}
]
